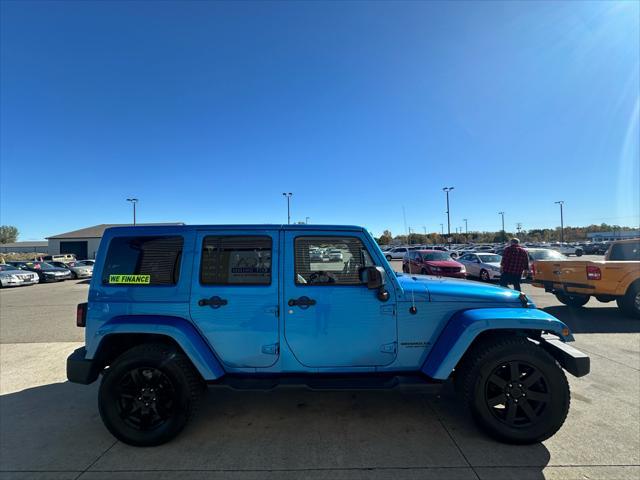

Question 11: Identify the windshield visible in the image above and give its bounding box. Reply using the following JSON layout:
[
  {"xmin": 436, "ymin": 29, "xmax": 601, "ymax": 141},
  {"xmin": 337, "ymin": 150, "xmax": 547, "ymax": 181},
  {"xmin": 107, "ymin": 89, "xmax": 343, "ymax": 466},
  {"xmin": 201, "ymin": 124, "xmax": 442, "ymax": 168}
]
[
  {"xmin": 528, "ymin": 249, "xmax": 565, "ymax": 260},
  {"xmin": 38, "ymin": 262, "xmax": 60, "ymax": 270},
  {"xmin": 422, "ymin": 252, "xmax": 452, "ymax": 261},
  {"xmin": 608, "ymin": 242, "xmax": 640, "ymax": 261},
  {"xmin": 0, "ymin": 264, "xmax": 20, "ymax": 271},
  {"xmin": 478, "ymin": 254, "xmax": 501, "ymax": 263}
]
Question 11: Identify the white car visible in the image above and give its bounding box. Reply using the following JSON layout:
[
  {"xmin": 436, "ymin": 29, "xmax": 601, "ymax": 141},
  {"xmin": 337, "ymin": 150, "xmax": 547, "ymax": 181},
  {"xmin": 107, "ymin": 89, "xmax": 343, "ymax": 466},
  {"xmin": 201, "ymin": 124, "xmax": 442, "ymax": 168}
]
[
  {"xmin": 326, "ymin": 249, "xmax": 344, "ymax": 262},
  {"xmin": 0, "ymin": 264, "xmax": 39, "ymax": 288},
  {"xmin": 457, "ymin": 253, "xmax": 502, "ymax": 282},
  {"xmin": 384, "ymin": 247, "xmax": 410, "ymax": 260},
  {"xmin": 549, "ymin": 243, "xmax": 584, "ymax": 257}
]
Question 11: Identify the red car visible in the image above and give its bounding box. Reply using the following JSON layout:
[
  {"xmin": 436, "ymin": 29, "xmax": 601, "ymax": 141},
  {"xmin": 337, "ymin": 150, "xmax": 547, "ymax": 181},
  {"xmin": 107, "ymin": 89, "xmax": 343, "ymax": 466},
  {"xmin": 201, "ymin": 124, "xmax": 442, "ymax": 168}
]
[{"xmin": 402, "ymin": 249, "xmax": 467, "ymax": 278}]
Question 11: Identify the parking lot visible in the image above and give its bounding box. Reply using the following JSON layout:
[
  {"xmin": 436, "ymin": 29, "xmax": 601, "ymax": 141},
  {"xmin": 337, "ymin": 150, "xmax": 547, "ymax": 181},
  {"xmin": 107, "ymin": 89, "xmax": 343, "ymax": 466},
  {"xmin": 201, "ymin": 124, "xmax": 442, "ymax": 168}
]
[{"xmin": 1, "ymin": 267, "xmax": 638, "ymax": 480}]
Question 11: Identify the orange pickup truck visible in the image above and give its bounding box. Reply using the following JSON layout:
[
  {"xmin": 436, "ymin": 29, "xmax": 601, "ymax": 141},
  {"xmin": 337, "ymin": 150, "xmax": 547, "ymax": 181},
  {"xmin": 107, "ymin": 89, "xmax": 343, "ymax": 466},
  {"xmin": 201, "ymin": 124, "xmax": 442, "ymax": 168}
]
[{"xmin": 532, "ymin": 239, "xmax": 640, "ymax": 318}]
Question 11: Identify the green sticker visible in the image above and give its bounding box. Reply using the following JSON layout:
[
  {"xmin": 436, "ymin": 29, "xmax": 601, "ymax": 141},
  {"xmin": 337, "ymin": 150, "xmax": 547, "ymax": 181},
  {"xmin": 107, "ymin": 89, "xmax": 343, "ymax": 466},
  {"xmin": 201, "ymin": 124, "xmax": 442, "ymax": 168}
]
[{"xmin": 109, "ymin": 274, "xmax": 151, "ymax": 285}]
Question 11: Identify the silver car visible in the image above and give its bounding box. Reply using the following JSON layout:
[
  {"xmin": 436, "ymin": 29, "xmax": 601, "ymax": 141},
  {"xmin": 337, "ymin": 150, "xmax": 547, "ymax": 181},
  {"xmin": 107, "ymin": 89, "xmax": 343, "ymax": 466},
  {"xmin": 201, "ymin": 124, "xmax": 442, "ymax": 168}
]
[
  {"xmin": 457, "ymin": 253, "xmax": 502, "ymax": 282},
  {"xmin": 384, "ymin": 247, "xmax": 410, "ymax": 260},
  {"xmin": 0, "ymin": 264, "xmax": 39, "ymax": 287},
  {"xmin": 49, "ymin": 261, "xmax": 93, "ymax": 279}
]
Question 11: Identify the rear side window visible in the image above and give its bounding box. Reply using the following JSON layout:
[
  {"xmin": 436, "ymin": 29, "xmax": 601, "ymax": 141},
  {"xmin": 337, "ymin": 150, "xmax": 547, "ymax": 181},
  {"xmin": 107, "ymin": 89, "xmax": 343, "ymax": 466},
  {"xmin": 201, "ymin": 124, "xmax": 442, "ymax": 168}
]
[
  {"xmin": 295, "ymin": 236, "xmax": 374, "ymax": 285},
  {"xmin": 200, "ymin": 236, "xmax": 272, "ymax": 285},
  {"xmin": 608, "ymin": 242, "xmax": 640, "ymax": 261},
  {"xmin": 102, "ymin": 236, "xmax": 183, "ymax": 286}
]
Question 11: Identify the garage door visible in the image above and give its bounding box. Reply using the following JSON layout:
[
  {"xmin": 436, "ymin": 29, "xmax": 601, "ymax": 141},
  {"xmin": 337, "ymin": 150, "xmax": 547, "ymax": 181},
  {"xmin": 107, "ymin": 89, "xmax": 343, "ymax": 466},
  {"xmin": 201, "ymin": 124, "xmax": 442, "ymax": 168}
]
[{"xmin": 60, "ymin": 241, "xmax": 88, "ymax": 259}]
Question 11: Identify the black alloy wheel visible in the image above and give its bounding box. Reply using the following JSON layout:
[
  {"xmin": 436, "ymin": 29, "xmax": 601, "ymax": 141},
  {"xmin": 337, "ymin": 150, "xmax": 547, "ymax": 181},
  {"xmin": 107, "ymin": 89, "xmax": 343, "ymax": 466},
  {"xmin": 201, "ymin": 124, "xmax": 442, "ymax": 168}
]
[
  {"xmin": 116, "ymin": 367, "xmax": 177, "ymax": 431},
  {"xmin": 484, "ymin": 360, "xmax": 550, "ymax": 428}
]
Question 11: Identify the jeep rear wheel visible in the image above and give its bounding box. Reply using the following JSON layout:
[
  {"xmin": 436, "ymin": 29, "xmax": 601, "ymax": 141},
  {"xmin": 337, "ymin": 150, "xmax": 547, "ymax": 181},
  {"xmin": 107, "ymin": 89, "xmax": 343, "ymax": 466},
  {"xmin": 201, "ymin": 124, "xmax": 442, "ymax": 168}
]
[
  {"xmin": 98, "ymin": 343, "xmax": 204, "ymax": 446},
  {"xmin": 555, "ymin": 292, "xmax": 590, "ymax": 307},
  {"xmin": 457, "ymin": 337, "xmax": 570, "ymax": 444}
]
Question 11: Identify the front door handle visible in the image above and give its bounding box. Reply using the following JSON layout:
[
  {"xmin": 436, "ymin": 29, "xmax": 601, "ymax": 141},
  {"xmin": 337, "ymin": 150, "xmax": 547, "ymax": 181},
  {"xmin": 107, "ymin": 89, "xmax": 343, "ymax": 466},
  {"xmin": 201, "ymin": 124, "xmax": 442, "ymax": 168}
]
[
  {"xmin": 198, "ymin": 296, "xmax": 228, "ymax": 308},
  {"xmin": 288, "ymin": 296, "xmax": 316, "ymax": 309}
]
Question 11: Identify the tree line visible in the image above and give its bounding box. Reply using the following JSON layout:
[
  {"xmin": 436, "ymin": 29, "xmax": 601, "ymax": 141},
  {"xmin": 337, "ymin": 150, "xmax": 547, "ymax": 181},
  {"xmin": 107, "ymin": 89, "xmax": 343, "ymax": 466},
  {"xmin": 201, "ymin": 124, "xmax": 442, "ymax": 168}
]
[{"xmin": 375, "ymin": 223, "xmax": 638, "ymax": 245}]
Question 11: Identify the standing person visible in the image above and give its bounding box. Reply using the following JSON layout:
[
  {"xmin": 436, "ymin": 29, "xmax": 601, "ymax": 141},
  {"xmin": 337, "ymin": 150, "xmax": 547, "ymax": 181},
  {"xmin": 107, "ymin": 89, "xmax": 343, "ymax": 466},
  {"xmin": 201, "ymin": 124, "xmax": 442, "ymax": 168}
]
[{"xmin": 500, "ymin": 238, "xmax": 529, "ymax": 291}]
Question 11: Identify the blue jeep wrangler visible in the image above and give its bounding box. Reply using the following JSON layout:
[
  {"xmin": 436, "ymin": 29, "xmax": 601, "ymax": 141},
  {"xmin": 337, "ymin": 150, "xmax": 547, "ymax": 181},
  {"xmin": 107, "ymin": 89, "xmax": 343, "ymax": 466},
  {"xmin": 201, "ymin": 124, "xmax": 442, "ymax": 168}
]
[{"xmin": 67, "ymin": 224, "xmax": 589, "ymax": 446}]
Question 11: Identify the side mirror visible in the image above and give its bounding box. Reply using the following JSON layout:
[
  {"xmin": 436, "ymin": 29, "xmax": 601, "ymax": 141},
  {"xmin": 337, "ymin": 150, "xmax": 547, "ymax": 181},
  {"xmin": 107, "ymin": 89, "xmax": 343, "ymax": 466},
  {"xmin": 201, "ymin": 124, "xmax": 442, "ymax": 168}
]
[{"xmin": 359, "ymin": 266, "xmax": 386, "ymax": 290}]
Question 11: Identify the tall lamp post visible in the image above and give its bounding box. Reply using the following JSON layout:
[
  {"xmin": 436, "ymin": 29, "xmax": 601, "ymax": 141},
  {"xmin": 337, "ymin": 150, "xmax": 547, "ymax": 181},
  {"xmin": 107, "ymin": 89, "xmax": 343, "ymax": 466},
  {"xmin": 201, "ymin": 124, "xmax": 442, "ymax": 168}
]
[
  {"xmin": 498, "ymin": 211, "xmax": 505, "ymax": 242},
  {"xmin": 282, "ymin": 193, "xmax": 293, "ymax": 224},
  {"xmin": 463, "ymin": 218, "xmax": 468, "ymax": 242},
  {"xmin": 555, "ymin": 201, "xmax": 565, "ymax": 242},
  {"xmin": 442, "ymin": 187, "xmax": 454, "ymax": 238},
  {"xmin": 440, "ymin": 223, "xmax": 444, "ymax": 235},
  {"xmin": 126, "ymin": 198, "xmax": 138, "ymax": 225}
]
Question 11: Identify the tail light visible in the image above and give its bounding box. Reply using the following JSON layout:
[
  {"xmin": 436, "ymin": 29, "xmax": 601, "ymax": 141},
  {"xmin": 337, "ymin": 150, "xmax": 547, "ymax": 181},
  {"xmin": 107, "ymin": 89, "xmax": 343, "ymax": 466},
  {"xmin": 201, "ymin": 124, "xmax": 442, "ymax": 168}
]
[
  {"xmin": 76, "ymin": 302, "xmax": 87, "ymax": 327},
  {"xmin": 586, "ymin": 265, "xmax": 601, "ymax": 280},
  {"xmin": 530, "ymin": 263, "xmax": 536, "ymax": 277}
]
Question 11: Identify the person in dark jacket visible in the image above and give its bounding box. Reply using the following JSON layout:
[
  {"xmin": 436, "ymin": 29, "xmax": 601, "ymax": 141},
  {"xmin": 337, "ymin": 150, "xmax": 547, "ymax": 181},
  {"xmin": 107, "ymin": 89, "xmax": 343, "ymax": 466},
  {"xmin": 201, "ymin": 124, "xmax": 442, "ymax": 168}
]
[{"xmin": 500, "ymin": 238, "xmax": 529, "ymax": 291}]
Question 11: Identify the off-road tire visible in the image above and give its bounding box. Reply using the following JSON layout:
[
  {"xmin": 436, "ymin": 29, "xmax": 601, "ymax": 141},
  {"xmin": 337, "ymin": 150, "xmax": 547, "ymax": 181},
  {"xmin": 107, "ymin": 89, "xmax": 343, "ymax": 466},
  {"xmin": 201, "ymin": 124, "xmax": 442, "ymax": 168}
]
[
  {"xmin": 617, "ymin": 282, "xmax": 640, "ymax": 319},
  {"xmin": 455, "ymin": 337, "xmax": 570, "ymax": 444},
  {"xmin": 98, "ymin": 343, "xmax": 204, "ymax": 446},
  {"xmin": 555, "ymin": 292, "xmax": 590, "ymax": 308}
]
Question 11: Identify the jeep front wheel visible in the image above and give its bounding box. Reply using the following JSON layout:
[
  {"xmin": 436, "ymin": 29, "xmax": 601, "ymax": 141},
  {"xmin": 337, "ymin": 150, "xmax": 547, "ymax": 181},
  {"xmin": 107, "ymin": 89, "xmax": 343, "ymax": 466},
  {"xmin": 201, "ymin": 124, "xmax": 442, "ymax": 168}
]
[
  {"xmin": 98, "ymin": 343, "xmax": 204, "ymax": 446},
  {"xmin": 457, "ymin": 337, "xmax": 570, "ymax": 444}
]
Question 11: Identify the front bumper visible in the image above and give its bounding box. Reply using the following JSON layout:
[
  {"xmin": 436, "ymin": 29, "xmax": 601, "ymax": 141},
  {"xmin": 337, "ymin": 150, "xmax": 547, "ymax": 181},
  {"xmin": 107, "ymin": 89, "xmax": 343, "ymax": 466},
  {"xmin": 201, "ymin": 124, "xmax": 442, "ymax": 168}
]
[
  {"xmin": 67, "ymin": 347, "xmax": 100, "ymax": 384},
  {"xmin": 441, "ymin": 272, "xmax": 467, "ymax": 279},
  {"xmin": 540, "ymin": 335, "xmax": 590, "ymax": 377}
]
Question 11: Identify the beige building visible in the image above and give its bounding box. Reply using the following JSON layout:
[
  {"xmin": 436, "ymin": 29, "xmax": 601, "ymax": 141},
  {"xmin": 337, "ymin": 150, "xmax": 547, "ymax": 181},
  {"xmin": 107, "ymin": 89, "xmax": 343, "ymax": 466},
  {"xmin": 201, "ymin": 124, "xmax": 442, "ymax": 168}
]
[{"xmin": 47, "ymin": 223, "xmax": 183, "ymax": 259}]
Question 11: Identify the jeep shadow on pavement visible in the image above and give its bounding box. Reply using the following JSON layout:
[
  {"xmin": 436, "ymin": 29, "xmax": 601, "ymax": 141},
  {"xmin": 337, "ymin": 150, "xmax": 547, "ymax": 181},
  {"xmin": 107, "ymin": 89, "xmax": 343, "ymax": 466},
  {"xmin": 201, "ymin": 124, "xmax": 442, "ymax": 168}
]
[{"xmin": 67, "ymin": 224, "xmax": 590, "ymax": 446}]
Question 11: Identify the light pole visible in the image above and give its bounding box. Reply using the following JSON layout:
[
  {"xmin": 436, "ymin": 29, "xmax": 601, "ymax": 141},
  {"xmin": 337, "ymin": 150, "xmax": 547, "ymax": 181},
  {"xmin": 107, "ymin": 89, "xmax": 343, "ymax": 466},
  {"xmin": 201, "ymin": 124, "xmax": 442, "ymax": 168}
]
[
  {"xmin": 442, "ymin": 187, "xmax": 454, "ymax": 237},
  {"xmin": 305, "ymin": 216, "xmax": 310, "ymax": 224},
  {"xmin": 498, "ymin": 211, "xmax": 505, "ymax": 241},
  {"xmin": 555, "ymin": 201, "xmax": 564, "ymax": 242},
  {"xmin": 126, "ymin": 198, "xmax": 138, "ymax": 225},
  {"xmin": 440, "ymin": 223, "xmax": 444, "ymax": 235},
  {"xmin": 282, "ymin": 193, "xmax": 293, "ymax": 224}
]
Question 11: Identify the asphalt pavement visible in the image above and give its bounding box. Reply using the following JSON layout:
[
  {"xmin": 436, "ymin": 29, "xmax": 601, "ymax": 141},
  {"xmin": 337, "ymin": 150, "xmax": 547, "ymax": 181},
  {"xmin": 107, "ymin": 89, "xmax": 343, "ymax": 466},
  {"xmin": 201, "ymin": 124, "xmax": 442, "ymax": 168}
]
[{"xmin": 0, "ymin": 267, "xmax": 638, "ymax": 480}]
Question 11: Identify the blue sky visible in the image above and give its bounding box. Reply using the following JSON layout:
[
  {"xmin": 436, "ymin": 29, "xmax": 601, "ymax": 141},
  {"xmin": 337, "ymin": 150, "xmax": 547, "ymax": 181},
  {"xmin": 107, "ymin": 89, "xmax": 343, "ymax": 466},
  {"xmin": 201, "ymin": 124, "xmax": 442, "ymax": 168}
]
[{"xmin": 1, "ymin": 0, "xmax": 638, "ymax": 240}]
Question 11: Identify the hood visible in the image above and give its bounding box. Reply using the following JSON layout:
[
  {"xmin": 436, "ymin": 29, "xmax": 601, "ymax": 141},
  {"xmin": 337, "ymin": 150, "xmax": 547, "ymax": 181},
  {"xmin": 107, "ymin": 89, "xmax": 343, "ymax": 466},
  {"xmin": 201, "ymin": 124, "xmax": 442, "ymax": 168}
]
[{"xmin": 396, "ymin": 274, "xmax": 522, "ymax": 304}]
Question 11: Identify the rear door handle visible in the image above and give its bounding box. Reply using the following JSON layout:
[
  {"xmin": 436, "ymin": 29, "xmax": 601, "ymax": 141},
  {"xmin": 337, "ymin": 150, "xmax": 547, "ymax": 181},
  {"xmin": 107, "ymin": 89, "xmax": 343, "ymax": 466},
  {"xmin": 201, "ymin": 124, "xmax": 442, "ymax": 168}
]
[
  {"xmin": 288, "ymin": 296, "xmax": 316, "ymax": 309},
  {"xmin": 198, "ymin": 296, "xmax": 228, "ymax": 308}
]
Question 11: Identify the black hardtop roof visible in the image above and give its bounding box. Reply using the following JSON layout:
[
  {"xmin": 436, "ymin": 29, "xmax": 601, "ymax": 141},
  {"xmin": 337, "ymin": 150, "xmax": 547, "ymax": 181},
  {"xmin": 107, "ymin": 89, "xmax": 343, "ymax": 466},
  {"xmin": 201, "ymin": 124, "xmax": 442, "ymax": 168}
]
[{"xmin": 103, "ymin": 224, "xmax": 368, "ymax": 235}]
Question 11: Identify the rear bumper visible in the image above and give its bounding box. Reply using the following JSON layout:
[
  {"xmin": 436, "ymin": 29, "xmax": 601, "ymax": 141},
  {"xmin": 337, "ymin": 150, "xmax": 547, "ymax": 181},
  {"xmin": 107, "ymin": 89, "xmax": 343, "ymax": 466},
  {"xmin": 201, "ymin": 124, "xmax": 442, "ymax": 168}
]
[
  {"xmin": 532, "ymin": 280, "xmax": 595, "ymax": 295},
  {"xmin": 67, "ymin": 347, "xmax": 100, "ymax": 384},
  {"xmin": 540, "ymin": 335, "xmax": 590, "ymax": 377}
]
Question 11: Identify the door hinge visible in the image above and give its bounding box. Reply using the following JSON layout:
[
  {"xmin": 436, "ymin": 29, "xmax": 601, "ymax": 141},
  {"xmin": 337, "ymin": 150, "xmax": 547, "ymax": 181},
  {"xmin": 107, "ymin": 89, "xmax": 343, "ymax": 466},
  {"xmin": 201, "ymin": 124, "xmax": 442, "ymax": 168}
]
[
  {"xmin": 380, "ymin": 342, "xmax": 397, "ymax": 354},
  {"xmin": 262, "ymin": 343, "xmax": 279, "ymax": 355},
  {"xmin": 380, "ymin": 304, "xmax": 396, "ymax": 316}
]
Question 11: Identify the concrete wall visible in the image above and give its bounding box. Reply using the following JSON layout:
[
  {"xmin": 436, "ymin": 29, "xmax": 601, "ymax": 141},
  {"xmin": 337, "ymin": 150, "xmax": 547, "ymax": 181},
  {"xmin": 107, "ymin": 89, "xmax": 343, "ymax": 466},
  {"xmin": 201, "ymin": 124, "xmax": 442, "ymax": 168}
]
[{"xmin": 0, "ymin": 245, "xmax": 48, "ymax": 253}]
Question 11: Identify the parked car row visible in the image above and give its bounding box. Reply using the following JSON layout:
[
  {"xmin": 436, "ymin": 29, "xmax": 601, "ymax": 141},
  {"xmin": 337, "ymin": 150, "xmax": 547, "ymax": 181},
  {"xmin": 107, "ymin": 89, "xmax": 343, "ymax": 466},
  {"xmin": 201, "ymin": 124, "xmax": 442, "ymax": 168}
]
[
  {"xmin": 399, "ymin": 247, "xmax": 572, "ymax": 283},
  {"xmin": 0, "ymin": 259, "xmax": 94, "ymax": 288}
]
